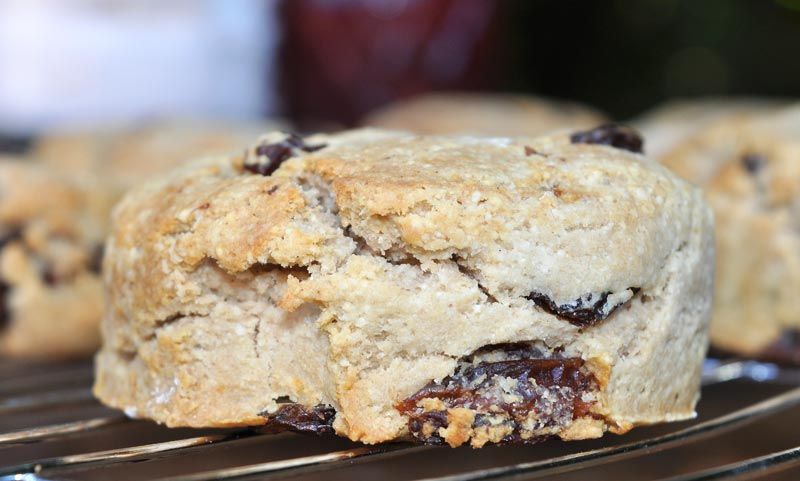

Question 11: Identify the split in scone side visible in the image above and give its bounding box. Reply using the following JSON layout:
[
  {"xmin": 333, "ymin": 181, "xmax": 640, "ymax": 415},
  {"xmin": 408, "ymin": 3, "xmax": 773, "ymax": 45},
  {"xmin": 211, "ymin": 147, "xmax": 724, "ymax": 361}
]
[{"xmin": 94, "ymin": 126, "xmax": 714, "ymax": 447}]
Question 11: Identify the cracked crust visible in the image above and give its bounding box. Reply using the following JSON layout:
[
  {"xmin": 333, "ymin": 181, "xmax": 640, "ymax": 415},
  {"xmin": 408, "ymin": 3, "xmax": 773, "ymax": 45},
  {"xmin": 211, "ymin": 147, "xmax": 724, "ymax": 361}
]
[
  {"xmin": 661, "ymin": 105, "xmax": 800, "ymax": 357},
  {"xmin": 0, "ymin": 160, "xmax": 108, "ymax": 358},
  {"xmin": 94, "ymin": 128, "xmax": 714, "ymax": 446},
  {"xmin": 362, "ymin": 93, "xmax": 607, "ymax": 136}
]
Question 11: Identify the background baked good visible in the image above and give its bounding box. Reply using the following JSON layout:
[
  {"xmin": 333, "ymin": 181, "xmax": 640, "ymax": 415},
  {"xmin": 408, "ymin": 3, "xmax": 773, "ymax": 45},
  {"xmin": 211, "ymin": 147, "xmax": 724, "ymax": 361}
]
[
  {"xmin": 32, "ymin": 121, "xmax": 279, "ymax": 192},
  {"xmin": 633, "ymin": 98, "xmax": 784, "ymax": 159},
  {"xmin": 661, "ymin": 104, "xmax": 800, "ymax": 361},
  {"xmin": 0, "ymin": 121, "xmax": 275, "ymax": 359},
  {"xmin": 362, "ymin": 92, "xmax": 607, "ymax": 137},
  {"xmin": 0, "ymin": 158, "xmax": 108, "ymax": 358}
]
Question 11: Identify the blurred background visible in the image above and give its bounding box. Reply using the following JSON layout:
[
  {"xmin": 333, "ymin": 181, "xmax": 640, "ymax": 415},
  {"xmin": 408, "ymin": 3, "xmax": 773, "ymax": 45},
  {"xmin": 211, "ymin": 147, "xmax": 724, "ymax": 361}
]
[
  {"xmin": 1, "ymin": 1, "xmax": 800, "ymax": 480},
  {"xmin": 2, "ymin": 0, "xmax": 800, "ymax": 137}
]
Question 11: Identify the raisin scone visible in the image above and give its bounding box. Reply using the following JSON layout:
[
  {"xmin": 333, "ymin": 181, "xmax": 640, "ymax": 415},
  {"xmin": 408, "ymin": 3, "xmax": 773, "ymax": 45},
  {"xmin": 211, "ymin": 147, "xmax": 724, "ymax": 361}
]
[
  {"xmin": 362, "ymin": 93, "xmax": 607, "ymax": 137},
  {"xmin": 0, "ymin": 121, "xmax": 273, "ymax": 359},
  {"xmin": 633, "ymin": 98, "xmax": 784, "ymax": 159},
  {"xmin": 32, "ymin": 120, "xmax": 281, "ymax": 192},
  {"xmin": 0, "ymin": 159, "xmax": 108, "ymax": 358},
  {"xmin": 94, "ymin": 127, "xmax": 713, "ymax": 447},
  {"xmin": 661, "ymin": 105, "xmax": 800, "ymax": 362}
]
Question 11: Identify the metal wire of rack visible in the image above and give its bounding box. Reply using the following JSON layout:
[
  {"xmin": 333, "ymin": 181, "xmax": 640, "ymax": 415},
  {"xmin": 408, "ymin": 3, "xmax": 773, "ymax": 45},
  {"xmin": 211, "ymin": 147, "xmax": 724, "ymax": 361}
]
[{"xmin": 0, "ymin": 359, "xmax": 799, "ymax": 481}]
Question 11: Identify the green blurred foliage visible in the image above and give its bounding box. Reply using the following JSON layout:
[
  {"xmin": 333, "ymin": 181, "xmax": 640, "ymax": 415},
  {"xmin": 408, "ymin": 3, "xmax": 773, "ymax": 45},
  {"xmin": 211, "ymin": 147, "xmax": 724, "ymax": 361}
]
[{"xmin": 499, "ymin": 0, "xmax": 800, "ymax": 118}]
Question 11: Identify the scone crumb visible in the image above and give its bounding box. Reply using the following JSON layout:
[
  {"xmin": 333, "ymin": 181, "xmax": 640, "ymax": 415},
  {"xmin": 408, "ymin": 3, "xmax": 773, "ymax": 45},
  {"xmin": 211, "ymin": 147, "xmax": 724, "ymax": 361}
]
[
  {"xmin": 438, "ymin": 408, "xmax": 476, "ymax": 448},
  {"xmin": 417, "ymin": 397, "xmax": 445, "ymax": 411},
  {"xmin": 558, "ymin": 416, "xmax": 605, "ymax": 440}
]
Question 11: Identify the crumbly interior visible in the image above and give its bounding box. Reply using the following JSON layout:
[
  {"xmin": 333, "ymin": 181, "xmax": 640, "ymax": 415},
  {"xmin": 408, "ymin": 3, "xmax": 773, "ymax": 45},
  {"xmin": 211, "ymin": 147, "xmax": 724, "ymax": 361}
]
[{"xmin": 94, "ymin": 129, "xmax": 714, "ymax": 445}]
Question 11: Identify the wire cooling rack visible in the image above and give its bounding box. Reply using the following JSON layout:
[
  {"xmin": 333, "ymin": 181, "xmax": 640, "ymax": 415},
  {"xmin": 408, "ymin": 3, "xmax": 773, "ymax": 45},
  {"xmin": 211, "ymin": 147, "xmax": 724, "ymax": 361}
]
[{"xmin": 1, "ymin": 358, "xmax": 799, "ymax": 481}]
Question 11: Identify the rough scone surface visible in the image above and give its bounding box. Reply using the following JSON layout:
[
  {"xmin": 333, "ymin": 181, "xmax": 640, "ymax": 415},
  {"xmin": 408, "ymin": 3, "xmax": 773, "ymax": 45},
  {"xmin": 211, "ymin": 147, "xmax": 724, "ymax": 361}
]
[
  {"xmin": 0, "ymin": 159, "xmax": 108, "ymax": 358},
  {"xmin": 94, "ymin": 128, "xmax": 713, "ymax": 447},
  {"xmin": 661, "ymin": 105, "xmax": 800, "ymax": 359},
  {"xmin": 363, "ymin": 93, "xmax": 607, "ymax": 137}
]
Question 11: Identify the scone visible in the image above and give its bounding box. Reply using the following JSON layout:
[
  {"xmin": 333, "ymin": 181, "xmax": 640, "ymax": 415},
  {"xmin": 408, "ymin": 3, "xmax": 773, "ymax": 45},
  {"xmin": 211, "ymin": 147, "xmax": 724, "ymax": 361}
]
[
  {"xmin": 362, "ymin": 92, "xmax": 607, "ymax": 137},
  {"xmin": 0, "ymin": 159, "xmax": 108, "ymax": 358},
  {"xmin": 633, "ymin": 98, "xmax": 784, "ymax": 159},
  {"xmin": 661, "ymin": 105, "xmax": 800, "ymax": 362},
  {"xmin": 0, "ymin": 121, "xmax": 272, "ymax": 359},
  {"xmin": 94, "ymin": 127, "xmax": 713, "ymax": 447},
  {"xmin": 32, "ymin": 121, "xmax": 278, "ymax": 191}
]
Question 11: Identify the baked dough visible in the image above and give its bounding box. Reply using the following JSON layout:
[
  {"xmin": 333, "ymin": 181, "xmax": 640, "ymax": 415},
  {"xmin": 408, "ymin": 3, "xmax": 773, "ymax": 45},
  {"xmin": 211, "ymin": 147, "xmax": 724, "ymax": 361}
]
[
  {"xmin": 661, "ymin": 105, "xmax": 800, "ymax": 360},
  {"xmin": 94, "ymin": 127, "xmax": 713, "ymax": 446},
  {"xmin": 363, "ymin": 93, "xmax": 606, "ymax": 137},
  {"xmin": 0, "ymin": 121, "xmax": 273, "ymax": 358},
  {"xmin": 0, "ymin": 159, "xmax": 108, "ymax": 358}
]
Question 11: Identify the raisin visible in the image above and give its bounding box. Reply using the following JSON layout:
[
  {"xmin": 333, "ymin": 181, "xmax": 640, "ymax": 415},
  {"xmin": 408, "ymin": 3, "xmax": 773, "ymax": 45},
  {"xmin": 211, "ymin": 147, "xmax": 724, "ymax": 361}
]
[
  {"xmin": 757, "ymin": 330, "xmax": 800, "ymax": 365},
  {"xmin": 87, "ymin": 244, "xmax": 105, "ymax": 274},
  {"xmin": 285, "ymin": 133, "xmax": 326, "ymax": 153},
  {"xmin": 0, "ymin": 280, "xmax": 9, "ymax": 331},
  {"xmin": 741, "ymin": 153, "xmax": 766, "ymax": 175},
  {"xmin": 524, "ymin": 146, "xmax": 540, "ymax": 156},
  {"xmin": 244, "ymin": 134, "xmax": 327, "ymax": 177},
  {"xmin": 0, "ymin": 229, "xmax": 22, "ymax": 247},
  {"xmin": 408, "ymin": 411, "xmax": 448, "ymax": 445},
  {"xmin": 0, "ymin": 229, "xmax": 22, "ymax": 331},
  {"xmin": 247, "ymin": 143, "xmax": 292, "ymax": 176},
  {"xmin": 570, "ymin": 124, "xmax": 644, "ymax": 154},
  {"xmin": 259, "ymin": 403, "xmax": 336, "ymax": 435},
  {"xmin": 396, "ymin": 344, "xmax": 598, "ymax": 445},
  {"xmin": 471, "ymin": 341, "xmax": 552, "ymax": 359},
  {"xmin": 527, "ymin": 288, "xmax": 640, "ymax": 327},
  {"xmin": 41, "ymin": 268, "xmax": 58, "ymax": 286},
  {"xmin": 0, "ymin": 134, "xmax": 32, "ymax": 155}
]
